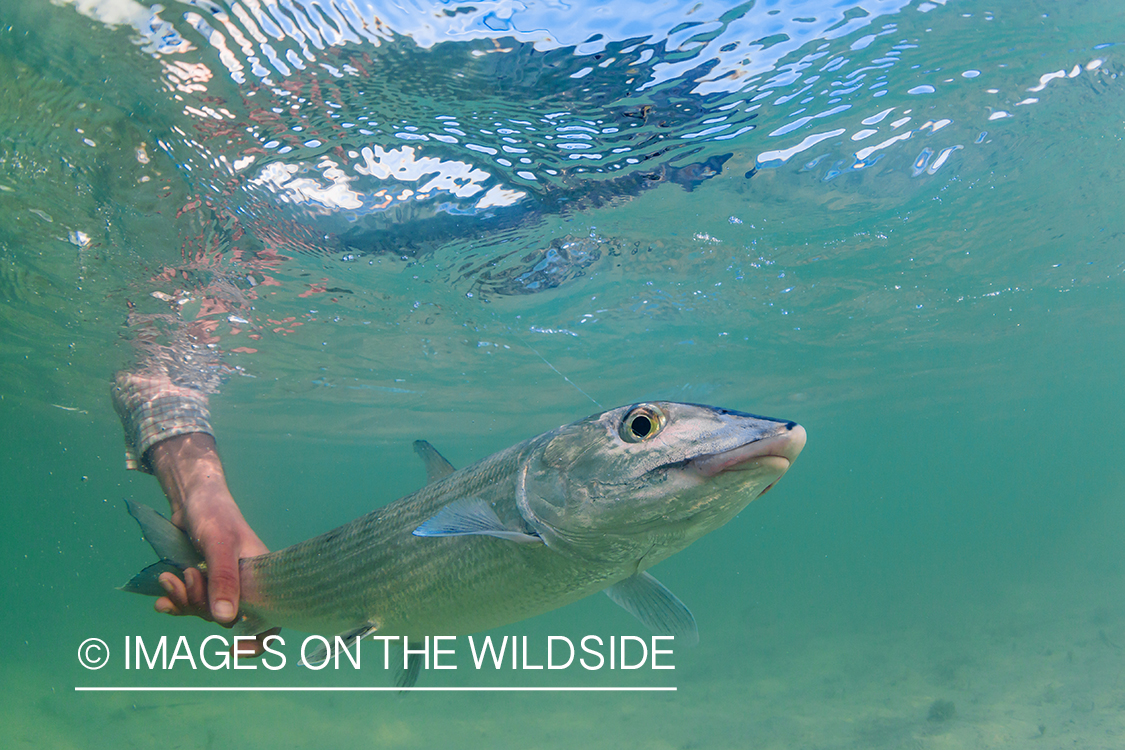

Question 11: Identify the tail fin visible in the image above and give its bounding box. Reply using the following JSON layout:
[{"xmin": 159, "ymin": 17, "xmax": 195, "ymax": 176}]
[
  {"xmin": 118, "ymin": 499, "xmax": 204, "ymax": 596},
  {"xmin": 118, "ymin": 499, "xmax": 275, "ymax": 638}
]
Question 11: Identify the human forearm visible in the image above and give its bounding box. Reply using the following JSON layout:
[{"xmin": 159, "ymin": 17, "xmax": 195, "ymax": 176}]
[{"xmin": 149, "ymin": 432, "xmax": 231, "ymax": 523}]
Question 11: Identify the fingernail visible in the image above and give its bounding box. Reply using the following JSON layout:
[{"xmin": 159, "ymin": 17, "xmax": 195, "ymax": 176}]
[
  {"xmin": 213, "ymin": 599, "xmax": 235, "ymax": 621},
  {"xmin": 159, "ymin": 576, "xmax": 174, "ymax": 594}
]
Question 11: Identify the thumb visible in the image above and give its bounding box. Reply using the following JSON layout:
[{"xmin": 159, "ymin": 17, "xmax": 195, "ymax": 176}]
[{"xmin": 200, "ymin": 533, "xmax": 241, "ymax": 624}]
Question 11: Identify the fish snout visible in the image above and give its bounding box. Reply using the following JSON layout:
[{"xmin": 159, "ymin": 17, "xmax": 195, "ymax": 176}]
[
  {"xmin": 689, "ymin": 422, "xmax": 806, "ymax": 478},
  {"xmin": 771, "ymin": 423, "xmax": 807, "ymax": 464}
]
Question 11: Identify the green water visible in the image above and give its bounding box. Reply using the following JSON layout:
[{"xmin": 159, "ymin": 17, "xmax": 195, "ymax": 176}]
[{"xmin": 2, "ymin": 0, "xmax": 1124, "ymax": 747}]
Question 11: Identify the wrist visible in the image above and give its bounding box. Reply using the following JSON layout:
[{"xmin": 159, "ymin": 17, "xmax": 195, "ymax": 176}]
[{"xmin": 148, "ymin": 433, "xmax": 233, "ymax": 519}]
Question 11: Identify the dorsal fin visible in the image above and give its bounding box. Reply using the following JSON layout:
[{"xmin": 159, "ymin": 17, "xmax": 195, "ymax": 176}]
[{"xmin": 413, "ymin": 440, "xmax": 456, "ymax": 484}]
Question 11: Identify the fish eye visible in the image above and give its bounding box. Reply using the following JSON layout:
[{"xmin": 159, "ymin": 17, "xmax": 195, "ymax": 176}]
[{"xmin": 620, "ymin": 404, "xmax": 667, "ymax": 443}]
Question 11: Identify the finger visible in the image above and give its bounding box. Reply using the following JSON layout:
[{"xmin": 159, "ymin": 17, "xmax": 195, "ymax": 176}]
[
  {"xmin": 156, "ymin": 572, "xmax": 188, "ymax": 616},
  {"xmin": 199, "ymin": 536, "xmax": 241, "ymax": 624},
  {"xmin": 155, "ymin": 595, "xmax": 180, "ymax": 616},
  {"xmin": 159, "ymin": 571, "xmax": 187, "ymax": 603},
  {"xmin": 183, "ymin": 567, "xmax": 210, "ymax": 615}
]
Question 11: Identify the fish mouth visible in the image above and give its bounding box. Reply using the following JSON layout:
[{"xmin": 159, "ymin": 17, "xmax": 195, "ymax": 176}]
[{"xmin": 689, "ymin": 424, "xmax": 807, "ymax": 480}]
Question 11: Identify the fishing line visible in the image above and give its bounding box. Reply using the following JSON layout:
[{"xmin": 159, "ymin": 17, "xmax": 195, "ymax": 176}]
[{"xmin": 516, "ymin": 335, "xmax": 603, "ymax": 409}]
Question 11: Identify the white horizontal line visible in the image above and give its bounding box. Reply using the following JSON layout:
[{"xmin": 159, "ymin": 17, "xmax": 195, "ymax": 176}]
[{"xmin": 76, "ymin": 686, "xmax": 676, "ymax": 693}]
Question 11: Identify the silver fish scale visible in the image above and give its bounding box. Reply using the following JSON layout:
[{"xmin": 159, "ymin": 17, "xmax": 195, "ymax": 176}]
[{"xmin": 238, "ymin": 434, "xmax": 611, "ymax": 638}]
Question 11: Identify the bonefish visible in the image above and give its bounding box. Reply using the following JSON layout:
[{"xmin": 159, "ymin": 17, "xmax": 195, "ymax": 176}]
[{"xmin": 123, "ymin": 402, "xmax": 806, "ymax": 682}]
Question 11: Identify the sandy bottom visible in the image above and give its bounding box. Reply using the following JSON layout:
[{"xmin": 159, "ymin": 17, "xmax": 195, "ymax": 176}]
[{"xmin": 8, "ymin": 574, "xmax": 1124, "ymax": 750}]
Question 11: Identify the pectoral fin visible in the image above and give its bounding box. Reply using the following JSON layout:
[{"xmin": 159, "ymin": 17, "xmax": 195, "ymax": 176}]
[
  {"xmin": 604, "ymin": 572, "xmax": 699, "ymax": 646},
  {"xmin": 413, "ymin": 440, "xmax": 456, "ymax": 484},
  {"xmin": 413, "ymin": 497, "xmax": 541, "ymax": 544}
]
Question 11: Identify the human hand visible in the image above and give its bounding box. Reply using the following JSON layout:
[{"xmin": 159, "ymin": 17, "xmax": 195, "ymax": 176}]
[{"xmin": 148, "ymin": 433, "xmax": 279, "ymax": 655}]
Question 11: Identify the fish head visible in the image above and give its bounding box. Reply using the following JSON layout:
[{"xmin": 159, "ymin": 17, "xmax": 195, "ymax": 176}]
[{"xmin": 518, "ymin": 402, "xmax": 806, "ymax": 565}]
